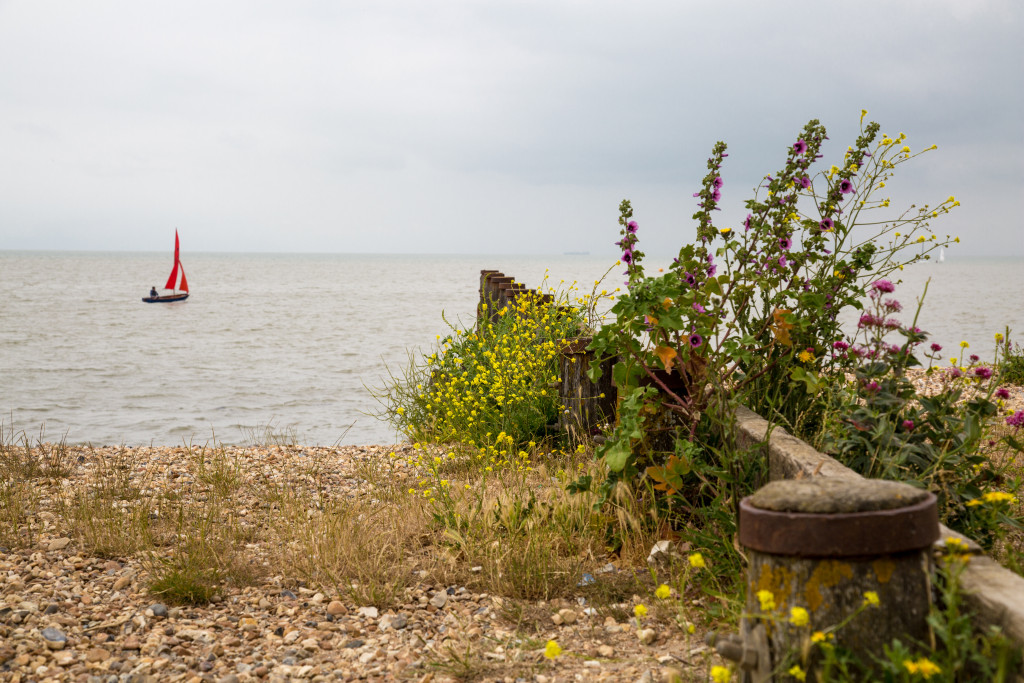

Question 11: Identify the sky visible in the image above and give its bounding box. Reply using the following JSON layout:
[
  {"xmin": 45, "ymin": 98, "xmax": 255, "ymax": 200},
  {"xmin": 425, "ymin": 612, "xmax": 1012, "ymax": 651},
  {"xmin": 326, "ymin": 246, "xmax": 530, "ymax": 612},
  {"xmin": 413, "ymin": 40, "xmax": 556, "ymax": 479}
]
[{"xmin": 1, "ymin": 0, "xmax": 1021, "ymax": 258}]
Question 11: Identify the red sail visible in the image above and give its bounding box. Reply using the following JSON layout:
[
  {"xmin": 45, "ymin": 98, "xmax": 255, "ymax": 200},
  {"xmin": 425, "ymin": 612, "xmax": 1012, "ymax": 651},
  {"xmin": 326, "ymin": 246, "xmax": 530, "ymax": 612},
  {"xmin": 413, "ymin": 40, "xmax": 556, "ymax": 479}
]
[
  {"xmin": 178, "ymin": 264, "xmax": 189, "ymax": 292},
  {"xmin": 164, "ymin": 230, "xmax": 181, "ymax": 290}
]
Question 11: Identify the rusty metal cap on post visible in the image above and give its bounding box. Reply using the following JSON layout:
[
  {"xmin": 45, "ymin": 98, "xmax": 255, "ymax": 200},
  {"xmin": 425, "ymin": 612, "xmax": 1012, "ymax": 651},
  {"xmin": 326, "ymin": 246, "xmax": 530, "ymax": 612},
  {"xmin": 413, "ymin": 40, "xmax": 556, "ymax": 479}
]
[{"xmin": 739, "ymin": 478, "xmax": 938, "ymax": 557}]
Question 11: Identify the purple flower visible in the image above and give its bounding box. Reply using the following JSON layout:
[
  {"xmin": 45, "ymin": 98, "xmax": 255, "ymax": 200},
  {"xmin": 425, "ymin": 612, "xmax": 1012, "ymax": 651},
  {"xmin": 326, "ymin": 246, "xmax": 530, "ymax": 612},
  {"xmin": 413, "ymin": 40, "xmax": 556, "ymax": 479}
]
[
  {"xmin": 712, "ymin": 188, "xmax": 722, "ymax": 202},
  {"xmin": 974, "ymin": 367, "xmax": 993, "ymax": 380},
  {"xmin": 969, "ymin": 354, "xmax": 979, "ymax": 363},
  {"xmin": 833, "ymin": 340, "xmax": 850, "ymax": 351},
  {"xmin": 713, "ymin": 176, "xmax": 723, "ymax": 189},
  {"xmin": 778, "ymin": 255, "xmax": 788, "ymax": 267},
  {"xmin": 883, "ymin": 298, "xmax": 903, "ymax": 313},
  {"xmin": 1007, "ymin": 411, "xmax": 1024, "ymax": 429},
  {"xmin": 797, "ymin": 176, "xmax": 811, "ymax": 189},
  {"xmin": 793, "ymin": 139, "xmax": 808, "ymax": 155},
  {"xmin": 871, "ymin": 279, "xmax": 895, "ymax": 294},
  {"xmin": 621, "ymin": 250, "xmax": 633, "ymax": 264},
  {"xmin": 996, "ymin": 387, "xmax": 1011, "ymax": 400},
  {"xmin": 902, "ymin": 420, "xmax": 915, "ymax": 431},
  {"xmin": 707, "ymin": 263, "xmax": 718, "ymax": 277},
  {"xmin": 684, "ymin": 272, "xmax": 697, "ymax": 287},
  {"xmin": 689, "ymin": 333, "xmax": 703, "ymax": 348},
  {"xmin": 626, "ymin": 220, "xmax": 638, "ymax": 233},
  {"xmin": 864, "ymin": 381, "xmax": 880, "ymax": 393},
  {"xmin": 839, "ymin": 179, "xmax": 856, "ymax": 195},
  {"xmin": 819, "ymin": 218, "xmax": 834, "ymax": 232},
  {"xmin": 744, "ymin": 214, "xmax": 753, "ymax": 231},
  {"xmin": 692, "ymin": 303, "xmax": 706, "ymax": 313},
  {"xmin": 779, "ymin": 237, "xmax": 792, "ymax": 251},
  {"xmin": 930, "ymin": 343, "xmax": 943, "ymax": 352}
]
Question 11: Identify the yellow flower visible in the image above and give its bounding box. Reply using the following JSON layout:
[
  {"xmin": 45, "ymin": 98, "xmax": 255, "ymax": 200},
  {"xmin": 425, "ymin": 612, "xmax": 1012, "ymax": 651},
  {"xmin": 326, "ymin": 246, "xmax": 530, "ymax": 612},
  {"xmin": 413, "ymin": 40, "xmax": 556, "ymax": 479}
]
[
  {"xmin": 860, "ymin": 108, "xmax": 867, "ymax": 122},
  {"xmin": 916, "ymin": 658, "xmax": 941, "ymax": 678},
  {"xmin": 688, "ymin": 552, "xmax": 706, "ymax": 569},
  {"xmin": 788, "ymin": 665, "xmax": 807, "ymax": 681},
  {"xmin": 917, "ymin": 235, "xmax": 926, "ymax": 243},
  {"xmin": 996, "ymin": 333, "xmax": 1005, "ymax": 343},
  {"xmin": 902, "ymin": 145, "xmax": 911, "ymax": 153},
  {"xmin": 960, "ymin": 340, "xmax": 970, "ymax": 349},
  {"xmin": 634, "ymin": 604, "xmax": 648, "ymax": 618},
  {"xmin": 720, "ymin": 227, "xmax": 732, "ymax": 235},
  {"xmin": 710, "ymin": 665, "xmax": 732, "ymax": 683},
  {"xmin": 798, "ymin": 350, "xmax": 814, "ymax": 363},
  {"xmin": 655, "ymin": 584, "xmax": 672, "ymax": 600},
  {"xmin": 863, "ymin": 591, "xmax": 880, "ymax": 607},
  {"xmin": 811, "ymin": 631, "xmax": 829, "ymax": 643},
  {"xmin": 756, "ymin": 590, "xmax": 776, "ymax": 612},
  {"xmin": 904, "ymin": 660, "xmax": 919, "ymax": 675},
  {"xmin": 948, "ymin": 195, "xmax": 956, "ymax": 203},
  {"xmin": 544, "ymin": 640, "xmax": 562, "ymax": 659},
  {"xmin": 789, "ymin": 606, "xmax": 809, "ymax": 627}
]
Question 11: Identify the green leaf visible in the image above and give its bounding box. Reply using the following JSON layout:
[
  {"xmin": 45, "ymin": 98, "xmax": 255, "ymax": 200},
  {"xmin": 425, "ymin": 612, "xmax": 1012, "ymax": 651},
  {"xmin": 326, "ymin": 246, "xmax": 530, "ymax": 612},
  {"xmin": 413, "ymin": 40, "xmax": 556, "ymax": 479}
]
[{"xmin": 602, "ymin": 439, "xmax": 632, "ymax": 472}]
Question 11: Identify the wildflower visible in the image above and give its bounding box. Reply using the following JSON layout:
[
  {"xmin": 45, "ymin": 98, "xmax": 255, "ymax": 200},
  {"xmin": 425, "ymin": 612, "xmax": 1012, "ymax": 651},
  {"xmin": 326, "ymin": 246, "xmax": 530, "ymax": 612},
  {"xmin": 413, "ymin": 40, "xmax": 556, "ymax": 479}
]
[
  {"xmin": 689, "ymin": 333, "xmax": 703, "ymax": 348},
  {"xmin": 788, "ymin": 665, "xmax": 807, "ymax": 681},
  {"xmin": 688, "ymin": 552, "xmax": 706, "ymax": 569},
  {"xmin": 905, "ymin": 658, "xmax": 941, "ymax": 679},
  {"xmin": 960, "ymin": 340, "xmax": 969, "ymax": 349},
  {"xmin": 544, "ymin": 640, "xmax": 562, "ymax": 659},
  {"xmin": 839, "ymin": 179, "xmax": 855, "ymax": 194},
  {"xmin": 720, "ymin": 227, "xmax": 732, "ymax": 236},
  {"xmin": 793, "ymin": 139, "xmax": 808, "ymax": 155},
  {"xmin": 930, "ymin": 342, "xmax": 943, "ymax": 353},
  {"xmin": 833, "ymin": 340, "xmax": 849, "ymax": 351},
  {"xmin": 871, "ymin": 279, "xmax": 895, "ymax": 293},
  {"xmin": 811, "ymin": 631, "xmax": 832, "ymax": 643},
  {"xmin": 968, "ymin": 491, "xmax": 1018, "ymax": 506},
  {"xmin": 634, "ymin": 604, "xmax": 648, "ymax": 618},
  {"xmin": 797, "ymin": 175, "xmax": 811, "ymax": 189},
  {"xmin": 756, "ymin": 590, "xmax": 776, "ymax": 612},
  {"xmin": 995, "ymin": 332, "xmax": 1004, "ymax": 343},
  {"xmin": 744, "ymin": 214, "xmax": 752, "ymax": 231},
  {"xmin": 974, "ymin": 367, "xmax": 993, "ymax": 380},
  {"xmin": 863, "ymin": 591, "xmax": 880, "ymax": 607},
  {"xmin": 1004, "ymin": 411, "xmax": 1024, "ymax": 429},
  {"xmin": 902, "ymin": 420, "xmax": 914, "ymax": 430},
  {"xmin": 798, "ymin": 349, "xmax": 814, "ymax": 363},
  {"xmin": 626, "ymin": 220, "xmax": 639, "ymax": 233},
  {"xmin": 622, "ymin": 250, "xmax": 633, "ymax": 264},
  {"xmin": 710, "ymin": 665, "xmax": 732, "ymax": 683},
  {"xmin": 819, "ymin": 218, "xmax": 834, "ymax": 232},
  {"xmin": 789, "ymin": 606, "xmax": 809, "ymax": 627},
  {"xmin": 779, "ymin": 237, "xmax": 792, "ymax": 251},
  {"xmin": 655, "ymin": 584, "xmax": 672, "ymax": 600},
  {"xmin": 996, "ymin": 387, "xmax": 1011, "ymax": 400},
  {"xmin": 713, "ymin": 176, "xmax": 723, "ymax": 189}
]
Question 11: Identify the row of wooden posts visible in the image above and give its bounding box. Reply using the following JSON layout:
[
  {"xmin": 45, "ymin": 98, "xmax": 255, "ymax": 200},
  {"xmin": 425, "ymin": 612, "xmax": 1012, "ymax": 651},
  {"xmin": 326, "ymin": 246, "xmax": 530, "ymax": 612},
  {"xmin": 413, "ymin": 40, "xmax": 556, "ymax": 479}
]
[{"xmin": 478, "ymin": 270, "xmax": 616, "ymax": 437}]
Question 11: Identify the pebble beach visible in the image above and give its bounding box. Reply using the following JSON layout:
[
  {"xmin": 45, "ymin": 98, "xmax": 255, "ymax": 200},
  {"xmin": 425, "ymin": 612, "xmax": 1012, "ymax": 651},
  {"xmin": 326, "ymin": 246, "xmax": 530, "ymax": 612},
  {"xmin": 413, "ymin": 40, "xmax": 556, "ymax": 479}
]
[{"xmin": 0, "ymin": 443, "xmax": 705, "ymax": 683}]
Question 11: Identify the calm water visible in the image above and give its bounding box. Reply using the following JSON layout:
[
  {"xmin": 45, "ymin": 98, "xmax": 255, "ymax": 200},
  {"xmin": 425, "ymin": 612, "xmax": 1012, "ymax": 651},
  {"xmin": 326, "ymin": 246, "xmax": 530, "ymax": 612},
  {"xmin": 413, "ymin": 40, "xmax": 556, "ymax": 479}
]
[{"xmin": 2, "ymin": 251, "xmax": 1021, "ymax": 446}]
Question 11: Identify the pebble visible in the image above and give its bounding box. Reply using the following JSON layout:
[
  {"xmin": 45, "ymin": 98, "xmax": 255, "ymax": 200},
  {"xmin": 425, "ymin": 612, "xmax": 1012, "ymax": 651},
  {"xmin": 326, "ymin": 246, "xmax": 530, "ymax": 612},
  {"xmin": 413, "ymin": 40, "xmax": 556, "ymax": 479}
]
[
  {"xmin": 41, "ymin": 626, "xmax": 67, "ymax": 650},
  {"xmin": 47, "ymin": 537, "xmax": 71, "ymax": 551},
  {"xmin": 327, "ymin": 600, "xmax": 346, "ymax": 616},
  {"xmin": 357, "ymin": 606, "xmax": 379, "ymax": 619},
  {"xmin": 148, "ymin": 603, "xmax": 168, "ymax": 617},
  {"xmin": 429, "ymin": 592, "xmax": 448, "ymax": 609}
]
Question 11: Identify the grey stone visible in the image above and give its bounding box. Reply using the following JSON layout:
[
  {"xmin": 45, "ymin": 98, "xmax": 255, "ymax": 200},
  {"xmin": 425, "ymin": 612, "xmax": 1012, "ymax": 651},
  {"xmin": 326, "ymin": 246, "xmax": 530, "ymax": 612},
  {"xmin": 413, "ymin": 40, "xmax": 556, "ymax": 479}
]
[
  {"xmin": 748, "ymin": 477, "xmax": 930, "ymax": 513},
  {"xmin": 148, "ymin": 603, "xmax": 168, "ymax": 618}
]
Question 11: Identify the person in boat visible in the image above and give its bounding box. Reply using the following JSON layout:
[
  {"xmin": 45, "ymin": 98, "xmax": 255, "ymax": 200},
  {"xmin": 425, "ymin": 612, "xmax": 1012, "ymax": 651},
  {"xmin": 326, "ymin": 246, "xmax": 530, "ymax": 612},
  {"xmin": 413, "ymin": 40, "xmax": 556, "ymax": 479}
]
[{"xmin": 150, "ymin": 286, "xmax": 158, "ymax": 299}]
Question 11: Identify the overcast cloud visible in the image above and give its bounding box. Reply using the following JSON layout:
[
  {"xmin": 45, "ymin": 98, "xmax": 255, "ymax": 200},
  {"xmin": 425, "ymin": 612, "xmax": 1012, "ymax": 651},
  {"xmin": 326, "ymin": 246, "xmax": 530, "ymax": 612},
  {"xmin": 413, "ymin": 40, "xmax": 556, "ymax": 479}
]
[{"xmin": 1, "ymin": 0, "xmax": 1021, "ymax": 257}]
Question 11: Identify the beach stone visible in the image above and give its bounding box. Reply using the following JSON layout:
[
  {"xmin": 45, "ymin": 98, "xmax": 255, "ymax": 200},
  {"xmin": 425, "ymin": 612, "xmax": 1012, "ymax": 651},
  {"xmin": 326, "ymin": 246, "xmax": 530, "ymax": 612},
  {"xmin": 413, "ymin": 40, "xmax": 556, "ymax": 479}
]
[
  {"xmin": 148, "ymin": 603, "xmax": 168, "ymax": 618},
  {"xmin": 598, "ymin": 644, "xmax": 614, "ymax": 657},
  {"xmin": 41, "ymin": 626, "xmax": 67, "ymax": 649},
  {"xmin": 429, "ymin": 592, "xmax": 448, "ymax": 609},
  {"xmin": 113, "ymin": 575, "xmax": 132, "ymax": 591},
  {"xmin": 327, "ymin": 601, "xmax": 346, "ymax": 616},
  {"xmin": 557, "ymin": 608, "xmax": 577, "ymax": 624},
  {"xmin": 357, "ymin": 606, "xmax": 378, "ymax": 619},
  {"xmin": 122, "ymin": 636, "xmax": 141, "ymax": 650},
  {"xmin": 638, "ymin": 628, "xmax": 657, "ymax": 645},
  {"xmin": 280, "ymin": 589, "xmax": 297, "ymax": 600},
  {"xmin": 380, "ymin": 614, "xmax": 408, "ymax": 631},
  {"xmin": 48, "ymin": 538, "xmax": 71, "ymax": 551},
  {"xmin": 86, "ymin": 647, "xmax": 110, "ymax": 663}
]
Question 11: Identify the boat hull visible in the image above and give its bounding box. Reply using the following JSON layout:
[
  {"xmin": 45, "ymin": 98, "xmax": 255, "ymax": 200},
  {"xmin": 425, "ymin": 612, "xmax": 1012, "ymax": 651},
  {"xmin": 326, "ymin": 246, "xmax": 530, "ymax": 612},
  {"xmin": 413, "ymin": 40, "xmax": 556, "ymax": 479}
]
[{"xmin": 142, "ymin": 293, "xmax": 189, "ymax": 303}]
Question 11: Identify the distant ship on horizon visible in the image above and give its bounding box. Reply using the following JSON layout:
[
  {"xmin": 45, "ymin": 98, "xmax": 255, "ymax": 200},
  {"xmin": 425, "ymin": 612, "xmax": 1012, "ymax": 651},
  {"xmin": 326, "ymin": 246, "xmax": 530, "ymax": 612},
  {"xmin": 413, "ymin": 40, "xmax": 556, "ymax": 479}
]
[{"xmin": 563, "ymin": 251, "xmax": 590, "ymax": 256}]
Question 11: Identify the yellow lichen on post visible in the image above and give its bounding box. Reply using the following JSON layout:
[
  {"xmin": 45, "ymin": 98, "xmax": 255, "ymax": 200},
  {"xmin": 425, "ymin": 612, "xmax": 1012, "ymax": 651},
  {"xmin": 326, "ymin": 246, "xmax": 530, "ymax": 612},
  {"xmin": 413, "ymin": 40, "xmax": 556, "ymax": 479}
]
[{"xmin": 804, "ymin": 560, "xmax": 854, "ymax": 613}]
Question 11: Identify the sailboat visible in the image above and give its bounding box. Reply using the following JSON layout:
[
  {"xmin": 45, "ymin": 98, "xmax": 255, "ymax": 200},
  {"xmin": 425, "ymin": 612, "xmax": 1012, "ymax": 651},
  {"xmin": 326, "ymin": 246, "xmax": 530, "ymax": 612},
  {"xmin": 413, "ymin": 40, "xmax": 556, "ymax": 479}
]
[{"xmin": 143, "ymin": 230, "xmax": 189, "ymax": 303}]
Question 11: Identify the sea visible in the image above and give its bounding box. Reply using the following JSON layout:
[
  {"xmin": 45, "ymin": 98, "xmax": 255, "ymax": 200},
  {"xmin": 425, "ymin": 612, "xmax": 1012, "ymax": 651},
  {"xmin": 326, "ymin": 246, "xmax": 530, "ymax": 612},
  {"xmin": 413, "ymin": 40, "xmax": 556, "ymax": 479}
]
[{"xmin": 2, "ymin": 251, "xmax": 1022, "ymax": 447}]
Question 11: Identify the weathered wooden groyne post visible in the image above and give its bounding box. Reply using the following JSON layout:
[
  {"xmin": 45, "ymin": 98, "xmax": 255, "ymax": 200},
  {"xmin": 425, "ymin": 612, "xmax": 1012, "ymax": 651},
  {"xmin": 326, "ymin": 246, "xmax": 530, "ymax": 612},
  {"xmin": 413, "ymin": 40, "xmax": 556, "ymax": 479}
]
[
  {"xmin": 712, "ymin": 477, "xmax": 938, "ymax": 681},
  {"xmin": 557, "ymin": 337, "xmax": 617, "ymax": 438}
]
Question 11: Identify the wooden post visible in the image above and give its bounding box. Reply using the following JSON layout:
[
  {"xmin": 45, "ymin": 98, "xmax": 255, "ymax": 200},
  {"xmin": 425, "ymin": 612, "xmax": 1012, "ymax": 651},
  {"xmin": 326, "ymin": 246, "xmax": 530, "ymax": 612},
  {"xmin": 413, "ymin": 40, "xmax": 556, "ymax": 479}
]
[
  {"xmin": 557, "ymin": 337, "xmax": 616, "ymax": 438},
  {"xmin": 734, "ymin": 478, "xmax": 938, "ymax": 681}
]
